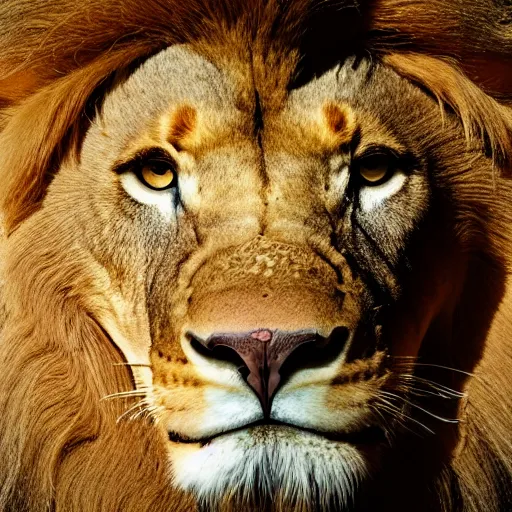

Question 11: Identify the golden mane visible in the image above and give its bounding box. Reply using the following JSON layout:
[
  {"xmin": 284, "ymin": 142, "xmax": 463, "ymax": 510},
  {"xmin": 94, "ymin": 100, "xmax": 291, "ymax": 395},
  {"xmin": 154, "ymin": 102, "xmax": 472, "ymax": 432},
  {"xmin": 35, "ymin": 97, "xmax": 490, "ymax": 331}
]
[{"xmin": 0, "ymin": 1, "xmax": 511, "ymax": 511}]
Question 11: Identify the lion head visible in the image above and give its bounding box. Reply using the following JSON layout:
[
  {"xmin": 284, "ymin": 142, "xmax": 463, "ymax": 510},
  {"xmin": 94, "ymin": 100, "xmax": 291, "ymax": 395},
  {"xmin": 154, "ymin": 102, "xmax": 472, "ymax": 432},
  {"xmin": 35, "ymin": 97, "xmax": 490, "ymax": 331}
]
[{"xmin": 0, "ymin": 1, "xmax": 511, "ymax": 511}]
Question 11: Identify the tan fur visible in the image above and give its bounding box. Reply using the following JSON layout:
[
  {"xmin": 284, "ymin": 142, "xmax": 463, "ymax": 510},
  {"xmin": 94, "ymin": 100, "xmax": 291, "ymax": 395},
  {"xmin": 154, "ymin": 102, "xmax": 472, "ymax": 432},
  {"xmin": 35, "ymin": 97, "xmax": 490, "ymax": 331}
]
[{"xmin": 0, "ymin": 1, "xmax": 511, "ymax": 512}]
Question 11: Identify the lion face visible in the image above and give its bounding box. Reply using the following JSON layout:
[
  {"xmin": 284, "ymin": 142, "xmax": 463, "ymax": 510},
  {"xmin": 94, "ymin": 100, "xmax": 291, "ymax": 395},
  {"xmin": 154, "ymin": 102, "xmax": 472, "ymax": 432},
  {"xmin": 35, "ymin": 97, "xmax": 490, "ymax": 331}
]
[{"xmin": 37, "ymin": 43, "xmax": 477, "ymax": 510}]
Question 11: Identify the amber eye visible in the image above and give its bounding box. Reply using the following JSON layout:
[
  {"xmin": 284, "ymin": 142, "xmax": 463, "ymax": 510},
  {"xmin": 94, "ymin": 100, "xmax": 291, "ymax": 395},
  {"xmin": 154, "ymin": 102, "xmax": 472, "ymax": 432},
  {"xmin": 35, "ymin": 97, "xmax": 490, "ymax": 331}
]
[
  {"xmin": 358, "ymin": 152, "xmax": 394, "ymax": 186},
  {"xmin": 137, "ymin": 160, "xmax": 177, "ymax": 191}
]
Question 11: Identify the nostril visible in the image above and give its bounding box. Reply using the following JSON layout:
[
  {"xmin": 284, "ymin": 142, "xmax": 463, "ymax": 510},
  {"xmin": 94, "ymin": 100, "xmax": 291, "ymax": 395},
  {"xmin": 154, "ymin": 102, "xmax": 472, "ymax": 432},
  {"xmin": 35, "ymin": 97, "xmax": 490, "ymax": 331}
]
[
  {"xmin": 187, "ymin": 332, "xmax": 247, "ymax": 370},
  {"xmin": 210, "ymin": 345, "xmax": 247, "ymax": 369},
  {"xmin": 278, "ymin": 326, "xmax": 349, "ymax": 381},
  {"xmin": 186, "ymin": 332, "xmax": 210, "ymax": 357}
]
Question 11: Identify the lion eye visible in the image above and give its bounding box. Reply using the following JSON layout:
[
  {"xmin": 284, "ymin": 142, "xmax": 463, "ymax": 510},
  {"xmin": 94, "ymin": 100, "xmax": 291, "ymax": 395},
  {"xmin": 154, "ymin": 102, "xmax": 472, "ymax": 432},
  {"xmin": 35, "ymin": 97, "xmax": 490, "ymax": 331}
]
[
  {"xmin": 358, "ymin": 153, "xmax": 394, "ymax": 186},
  {"xmin": 137, "ymin": 161, "xmax": 177, "ymax": 191}
]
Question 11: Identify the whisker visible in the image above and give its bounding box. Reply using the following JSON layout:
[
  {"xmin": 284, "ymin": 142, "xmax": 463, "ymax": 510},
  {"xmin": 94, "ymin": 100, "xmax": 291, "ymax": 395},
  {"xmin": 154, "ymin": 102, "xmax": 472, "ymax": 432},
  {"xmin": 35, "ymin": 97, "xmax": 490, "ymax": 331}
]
[
  {"xmin": 404, "ymin": 363, "xmax": 475, "ymax": 378},
  {"xmin": 398, "ymin": 374, "xmax": 466, "ymax": 398},
  {"xmin": 401, "ymin": 379, "xmax": 465, "ymax": 399},
  {"xmin": 407, "ymin": 402, "xmax": 460, "ymax": 424},
  {"xmin": 116, "ymin": 399, "xmax": 146, "ymax": 424},
  {"xmin": 130, "ymin": 404, "xmax": 152, "ymax": 422},
  {"xmin": 147, "ymin": 406, "xmax": 165, "ymax": 426},
  {"xmin": 119, "ymin": 399, "xmax": 161, "ymax": 424},
  {"xmin": 380, "ymin": 390, "xmax": 459, "ymax": 424},
  {"xmin": 101, "ymin": 387, "xmax": 150, "ymax": 401},
  {"xmin": 113, "ymin": 362, "xmax": 152, "ymax": 368},
  {"xmin": 145, "ymin": 405, "xmax": 164, "ymax": 422},
  {"xmin": 390, "ymin": 356, "xmax": 418, "ymax": 361},
  {"xmin": 373, "ymin": 402, "xmax": 411, "ymax": 437},
  {"xmin": 370, "ymin": 405, "xmax": 392, "ymax": 433},
  {"xmin": 376, "ymin": 396, "xmax": 436, "ymax": 435},
  {"xmin": 391, "ymin": 358, "xmax": 475, "ymax": 378},
  {"xmin": 105, "ymin": 383, "xmax": 167, "ymax": 426},
  {"xmin": 407, "ymin": 387, "xmax": 460, "ymax": 400}
]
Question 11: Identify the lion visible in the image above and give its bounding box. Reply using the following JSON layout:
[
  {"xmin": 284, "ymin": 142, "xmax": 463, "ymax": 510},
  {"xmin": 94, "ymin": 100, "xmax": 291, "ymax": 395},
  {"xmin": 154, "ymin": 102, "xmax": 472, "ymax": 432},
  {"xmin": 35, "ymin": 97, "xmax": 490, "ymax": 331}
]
[{"xmin": 0, "ymin": 0, "xmax": 511, "ymax": 511}]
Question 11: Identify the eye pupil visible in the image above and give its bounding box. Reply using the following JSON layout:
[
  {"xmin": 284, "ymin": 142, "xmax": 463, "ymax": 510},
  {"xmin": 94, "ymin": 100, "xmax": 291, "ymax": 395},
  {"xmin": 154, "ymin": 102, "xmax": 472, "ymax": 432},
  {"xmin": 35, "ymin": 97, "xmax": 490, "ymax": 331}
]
[
  {"xmin": 363, "ymin": 154, "xmax": 387, "ymax": 170},
  {"xmin": 138, "ymin": 160, "xmax": 177, "ymax": 190},
  {"xmin": 148, "ymin": 163, "xmax": 171, "ymax": 176},
  {"xmin": 358, "ymin": 152, "xmax": 394, "ymax": 186}
]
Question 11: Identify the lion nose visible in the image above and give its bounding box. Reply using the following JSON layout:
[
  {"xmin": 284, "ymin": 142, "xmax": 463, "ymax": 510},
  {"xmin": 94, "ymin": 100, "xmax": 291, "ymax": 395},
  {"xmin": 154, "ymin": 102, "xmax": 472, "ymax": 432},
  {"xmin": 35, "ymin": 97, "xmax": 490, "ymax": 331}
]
[{"xmin": 188, "ymin": 327, "xmax": 348, "ymax": 415}]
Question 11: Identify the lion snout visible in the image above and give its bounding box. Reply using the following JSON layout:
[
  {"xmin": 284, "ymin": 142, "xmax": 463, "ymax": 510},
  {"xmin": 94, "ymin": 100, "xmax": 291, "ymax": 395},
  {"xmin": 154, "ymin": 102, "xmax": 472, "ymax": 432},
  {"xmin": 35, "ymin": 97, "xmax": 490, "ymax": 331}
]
[{"xmin": 186, "ymin": 327, "xmax": 349, "ymax": 415}]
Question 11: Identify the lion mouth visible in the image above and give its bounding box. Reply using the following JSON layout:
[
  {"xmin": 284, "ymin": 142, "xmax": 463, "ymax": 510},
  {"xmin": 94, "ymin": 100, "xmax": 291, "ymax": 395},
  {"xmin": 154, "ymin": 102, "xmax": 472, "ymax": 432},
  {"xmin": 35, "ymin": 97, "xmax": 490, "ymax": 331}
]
[{"xmin": 167, "ymin": 419, "xmax": 385, "ymax": 447}]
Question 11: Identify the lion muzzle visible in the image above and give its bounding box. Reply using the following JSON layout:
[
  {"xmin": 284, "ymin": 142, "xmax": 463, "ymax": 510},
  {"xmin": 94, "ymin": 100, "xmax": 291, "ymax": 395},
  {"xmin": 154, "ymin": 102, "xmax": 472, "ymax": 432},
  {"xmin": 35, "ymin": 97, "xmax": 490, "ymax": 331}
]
[{"xmin": 188, "ymin": 327, "xmax": 348, "ymax": 415}]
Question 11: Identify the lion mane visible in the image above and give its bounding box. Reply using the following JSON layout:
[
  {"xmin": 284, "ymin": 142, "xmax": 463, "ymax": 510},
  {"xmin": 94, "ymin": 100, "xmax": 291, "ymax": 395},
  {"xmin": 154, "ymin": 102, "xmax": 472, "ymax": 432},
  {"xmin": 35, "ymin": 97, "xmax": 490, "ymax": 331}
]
[{"xmin": 0, "ymin": 1, "xmax": 511, "ymax": 511}]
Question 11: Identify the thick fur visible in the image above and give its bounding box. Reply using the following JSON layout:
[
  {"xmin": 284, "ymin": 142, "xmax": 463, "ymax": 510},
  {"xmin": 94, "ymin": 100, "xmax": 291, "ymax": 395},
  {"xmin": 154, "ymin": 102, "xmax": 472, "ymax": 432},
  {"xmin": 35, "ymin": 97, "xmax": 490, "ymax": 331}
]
[{"xmin": 0, "ymin": 1, "xmax": 512, "ymax": 512}]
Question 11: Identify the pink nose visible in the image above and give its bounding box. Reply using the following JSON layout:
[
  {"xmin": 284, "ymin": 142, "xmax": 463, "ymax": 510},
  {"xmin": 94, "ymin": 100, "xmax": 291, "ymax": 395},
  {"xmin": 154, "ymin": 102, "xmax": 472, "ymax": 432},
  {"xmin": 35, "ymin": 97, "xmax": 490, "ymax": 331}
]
[{"xmin": 188, "ymin": 327, "xmax": 348, "ymax": 415}]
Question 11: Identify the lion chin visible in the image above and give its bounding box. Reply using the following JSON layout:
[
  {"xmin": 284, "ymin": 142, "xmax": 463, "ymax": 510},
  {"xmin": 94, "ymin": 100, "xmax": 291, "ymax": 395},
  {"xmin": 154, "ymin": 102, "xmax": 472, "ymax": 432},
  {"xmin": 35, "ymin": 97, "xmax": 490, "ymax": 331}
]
[{"xmin": 170, "ymin": 426, "xmax": 366, "ymax": 511}]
